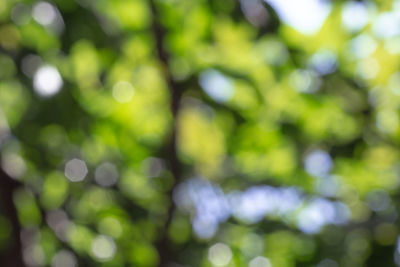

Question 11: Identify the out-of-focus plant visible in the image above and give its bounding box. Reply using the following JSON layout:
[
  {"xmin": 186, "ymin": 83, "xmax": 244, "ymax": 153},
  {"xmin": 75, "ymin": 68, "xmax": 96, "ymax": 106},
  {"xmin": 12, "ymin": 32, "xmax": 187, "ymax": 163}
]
[{"xmin": 1, "ymin": 0, "xmax": 400, "ymax": 266}]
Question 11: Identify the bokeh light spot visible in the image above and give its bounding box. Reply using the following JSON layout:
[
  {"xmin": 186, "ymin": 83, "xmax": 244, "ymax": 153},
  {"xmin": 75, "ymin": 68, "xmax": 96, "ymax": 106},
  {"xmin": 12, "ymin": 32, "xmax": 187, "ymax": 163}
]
[
  {"xmin": 33, "ymin": 65, "xmax": 63, "ymax": 97},
  {"xmin": 91, "ymin": 235, "xmax": 117, "ymax": 262},
  {"xmin": 64, "ymin": 159, "xmax": 88, "ymax": 182},
  {"xmin": 265, "ymin": 0, "xmax": 331, "ymax": 34},
  {"xmin": 1, "ymin": 152, "xmax": 26, "ymax": 179},
  {"xmin": 199, "ymin": 69, "xmax": 234, "ymax": 103},
  {"xmin": 341, "ymin": 2, "xmax": 369, "ymax": 32},
  {"xmin": 208, "ymin": 243, "xmax": 232, "ymax": 266},
  {"xmin": 51, "ymin": 250, "xmax": 77, "ymax": 267},
  {"xmin": 112, "ymin": 81, "xmax": 134, "ymax": 103},
  {"xmin": 32, "ymin": 2, "xmax": 57, "ymax": 26},
  {"xmin": 304, "ymin": 150, "xmax": 332, "ymax": 178},
  {"xmin": 290, "ymin": 69, "xmax": 320, "ymax": 93},
  {"xmin": 95, "ymin": 162, "xmax": 118, "ymax": 187},
  {"xmin": 249, "ymin": 256, "xmax": 272, "ymax": 267}
]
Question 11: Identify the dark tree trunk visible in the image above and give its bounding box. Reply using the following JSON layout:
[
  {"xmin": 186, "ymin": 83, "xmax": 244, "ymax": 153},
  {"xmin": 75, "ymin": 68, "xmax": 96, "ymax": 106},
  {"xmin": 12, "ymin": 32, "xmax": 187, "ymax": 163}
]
[
  {"xmin": 0, "ymin": 168, "xmax": 24, "ymax": 267},
  {"xmin": 149, "ymin": 1, "xmax": 184, "ymax": 266}
]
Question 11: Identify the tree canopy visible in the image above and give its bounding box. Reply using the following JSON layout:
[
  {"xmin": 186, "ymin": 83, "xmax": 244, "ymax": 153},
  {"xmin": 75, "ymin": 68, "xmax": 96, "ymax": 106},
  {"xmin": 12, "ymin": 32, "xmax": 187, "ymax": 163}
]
[{"xmin": 1, "ymin": 0, "xmax": 400, "ymax": 266}]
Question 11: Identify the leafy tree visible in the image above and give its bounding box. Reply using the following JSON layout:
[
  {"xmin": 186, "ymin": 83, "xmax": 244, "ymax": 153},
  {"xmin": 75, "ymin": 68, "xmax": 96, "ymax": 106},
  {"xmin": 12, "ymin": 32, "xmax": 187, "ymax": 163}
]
[{"xmin": 1, "ymin": 0, "xmax": 400, "ymax": 266}]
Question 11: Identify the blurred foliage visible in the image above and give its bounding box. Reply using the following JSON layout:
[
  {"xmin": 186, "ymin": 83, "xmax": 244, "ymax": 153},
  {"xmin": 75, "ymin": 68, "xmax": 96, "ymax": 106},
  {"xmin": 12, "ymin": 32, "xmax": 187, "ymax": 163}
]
[{"xmin": 1, "ymin": 0, "xmax": 400, "ymax": 266}]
